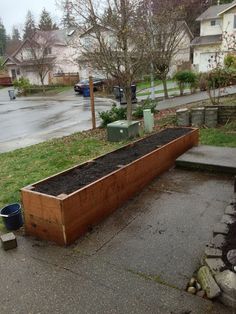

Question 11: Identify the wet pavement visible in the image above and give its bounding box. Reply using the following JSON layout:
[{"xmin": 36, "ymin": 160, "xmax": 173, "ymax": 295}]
[
  {"xmin": 176, "ymin": 145, "xmax": 236, "ymax": 174},
  {"xmin": 0, "ymin": 88, "xmax": 116, "ymax": 153},
  {"xmin": 0, "ymin": 169, "xmax": 233, "ymax": 313}
]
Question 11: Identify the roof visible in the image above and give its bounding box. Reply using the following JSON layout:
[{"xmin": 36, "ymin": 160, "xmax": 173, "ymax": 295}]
[
  {"xmin": 191, "ymin": 34, "xmax": 222, "ymax": 46},
  {"xmin": 196, "ymin": 1, "xmax": 236, "ymax": 21},
  {"xmin": 35, "ymin": 29, "xmax": 76, "ymax": 45},
  {"xmin": 3, "ymin": 28, "xmax": 77, "ymax": 66}
]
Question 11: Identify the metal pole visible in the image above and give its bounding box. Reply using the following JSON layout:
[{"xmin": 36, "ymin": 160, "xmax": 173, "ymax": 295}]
[
  {"xmin": 89, "ymin": 76, "xmax": 96, "ymax": 129},
  {"xmin": 148, "ymin": 0, "xmax": 155, "ymax": 100},
  {"xmin": 150, "ymin": 63, "xmax": 155, "ymax": 100}
]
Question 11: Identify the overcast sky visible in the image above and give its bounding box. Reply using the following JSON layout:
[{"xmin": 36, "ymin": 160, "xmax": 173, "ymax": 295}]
[{"xmin": 0, "ymin": 0, "xmax": 61, "ymax": 36}]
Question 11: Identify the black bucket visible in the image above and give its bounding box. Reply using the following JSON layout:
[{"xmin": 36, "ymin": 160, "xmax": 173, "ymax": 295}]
[{"xmin": 0, "ymin": 203, "xmax": 23, "ymax": 230}]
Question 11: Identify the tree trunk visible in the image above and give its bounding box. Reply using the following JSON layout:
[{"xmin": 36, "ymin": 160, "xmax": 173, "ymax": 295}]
[
  {"xmin": 162, "ymin": 77, "xmax": 168, "ymax": 99},
  {"xmin": 40, "ymin": 76, "xmax": 46, "ymax": 95},
  {"xmin": 125, "ymin": 86, "xmax": 132, "ymax": 121}
]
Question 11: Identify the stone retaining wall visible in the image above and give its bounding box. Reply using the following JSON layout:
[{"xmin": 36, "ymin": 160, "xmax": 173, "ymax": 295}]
[{"xmin": 206, "ymin": 105, "xmax": 236, "ymax": 124}]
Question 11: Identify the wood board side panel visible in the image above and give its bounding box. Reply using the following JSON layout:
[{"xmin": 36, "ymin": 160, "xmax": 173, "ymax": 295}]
[
  {"xmin": 24, "ymin": 213, "xmax": 65, "ymax": 245},
  {"xmin": 21, "ymin": 190, "xmax": 63, "ymax": 224}
]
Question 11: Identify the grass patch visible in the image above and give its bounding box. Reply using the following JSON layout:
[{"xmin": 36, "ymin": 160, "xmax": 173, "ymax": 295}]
[
  {"xmin": 138, "ymin": 86, "xmax": 182, "ymax": 97},
  {"xmin": 0, "ymin": 129, "xmax": 123, "ymax": 229},
  {"xmin": 136, "ymin": 79, "xmax": 162, "ymax": 91},
  {"xmin": 200, "ymin": 122, "xmax": 236, "ymax": 147}
]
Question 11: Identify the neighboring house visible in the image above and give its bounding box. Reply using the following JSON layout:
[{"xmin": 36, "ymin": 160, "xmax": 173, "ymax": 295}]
[
  {"xmin": 4, "ymin": 29, "xmax": 80, "ymax": 85},
  {"xmin": 169, "ymin": 21, "xmax": 194, "ymax": 76},
  {"xmin": 191, "ymin": 1, "xmax": 236, "ymax": 72},
  {"xmin": 79, "ymin": 22, "xmax": 193, "ymax": 79}
]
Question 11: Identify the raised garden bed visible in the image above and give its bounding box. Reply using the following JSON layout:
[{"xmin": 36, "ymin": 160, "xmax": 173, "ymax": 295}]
[{"xmin": 21, "ymin": 127, "xmax": 199, "ymax": 245}]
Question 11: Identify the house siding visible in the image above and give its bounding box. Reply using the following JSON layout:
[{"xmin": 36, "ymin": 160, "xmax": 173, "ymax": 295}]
[
  {"xmin": 200, "ymin": 19, "xmax": 222, "ymax": 36},
  {"xmin": 192, "ymin": 4, "xmax": 236, "ymax": 72}
]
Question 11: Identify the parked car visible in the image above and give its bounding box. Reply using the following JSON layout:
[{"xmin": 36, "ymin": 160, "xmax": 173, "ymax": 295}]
[{"xmin": 74, "ymin": 78, "xmax": 105, "ymax": 94}]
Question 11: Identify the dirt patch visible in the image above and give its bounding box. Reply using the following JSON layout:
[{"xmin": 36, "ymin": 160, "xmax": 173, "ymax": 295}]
[{"xmin": 34, "ymin": 128, "xmax": 192, "ymax": 196}]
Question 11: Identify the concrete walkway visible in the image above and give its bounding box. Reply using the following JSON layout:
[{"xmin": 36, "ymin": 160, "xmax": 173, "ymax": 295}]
[
  {"xmin": 0, "ymin": 168, "xmax": 233, "ymax": 313},
  {"xmin": 176, "ymin": 145, "xmax": 236, "ymax": 174},
  {"xmin": 137, "ymin": 85, "xmax": 236, "ymax": 110}
]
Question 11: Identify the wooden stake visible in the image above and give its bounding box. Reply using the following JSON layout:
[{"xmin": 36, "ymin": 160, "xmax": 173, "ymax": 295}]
[{"xmin": 89, "ymin": 76, "xmax": 96, "ymax": 129}]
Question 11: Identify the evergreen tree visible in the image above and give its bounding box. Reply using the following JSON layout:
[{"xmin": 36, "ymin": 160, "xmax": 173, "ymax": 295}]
[
  {"xmin": 0, "ymin": 19, "xmax": 7, "ymax": 56},
  {"xmin": 23, "ymin": 10, "xmax": 36, "ymax": 39},
  {"xmin": 61, "ymin": 0, "xmax": 77, "ymax": 28},
  {"xmin": 38, "ymin": 8, "xmax": 58, "ymax": 31},
  {"xmin": 12, "ymin": 26, "xmax": 21, "ymax": 41}
]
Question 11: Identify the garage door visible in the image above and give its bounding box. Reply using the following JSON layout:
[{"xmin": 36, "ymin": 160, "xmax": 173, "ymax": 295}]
[{"xmin": 199, "ymin": 52, "xmax": 216, "ymax": 72}]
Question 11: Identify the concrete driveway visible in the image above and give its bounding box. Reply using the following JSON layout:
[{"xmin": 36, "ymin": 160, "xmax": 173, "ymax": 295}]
[
  {"xmin": 0, "ymin": 88, "xmax": 116, "ymax": 153},
  {"xmin": 0, "ymin": 169, "xmax": 232, "ymax": 313}
]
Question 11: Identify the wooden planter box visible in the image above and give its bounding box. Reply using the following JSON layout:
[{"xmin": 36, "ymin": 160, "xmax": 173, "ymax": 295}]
[{"xmin": 21, "ymin": 128, "xmax": 199, "ymax": 246}]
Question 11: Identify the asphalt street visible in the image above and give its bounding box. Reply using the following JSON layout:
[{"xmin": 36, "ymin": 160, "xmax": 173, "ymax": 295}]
[
  {"xmin": 1, "ymin": 85, "xmax": 236, "ymax": 153},
  {"xmin": 0, "ymin": 88, "xmax": 116, "ymax": 153}
]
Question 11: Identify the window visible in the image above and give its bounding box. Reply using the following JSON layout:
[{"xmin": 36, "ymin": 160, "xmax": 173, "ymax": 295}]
[
  {"xmin": 234, "ymin": 15, "xmax": 236, "ymax": 29},
  {"xmin": 211, "ymin": 20, "xmax": 216, "ymax": 26},
  {"xmin": 44, "ymin": 47, "xmax": 52, "ymax": 55}
]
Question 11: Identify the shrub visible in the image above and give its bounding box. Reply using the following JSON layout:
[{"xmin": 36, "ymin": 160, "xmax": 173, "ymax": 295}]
[
  {"xmin": 133, "ymin": 99, "xmax": 157, "ymax": 118},
  {"xmin": 205, "ymin": 68, "xmax": 232, "ymax": 105},
  {"xmin": 13, "ymin": 77, "xmax": 31, "ymax": 95},
  {"xmin": 224, "ymin": 54, "xmax": 236, "ymax": 69},
  {"xmin": 198, "ymin": 72, "xmax": 208, "ymax": 91},
  {"xmin": 173, "ymin": 70, "xmax": 198, "ymax": 95},
  {"xmin": 99, "ymin": 104, "xmax": 127, "ymax": 127}
]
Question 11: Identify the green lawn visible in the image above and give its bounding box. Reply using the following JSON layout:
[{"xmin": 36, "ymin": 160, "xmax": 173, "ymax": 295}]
[
  {"xmin": 200, "ymin": 122, "xmax": 236, "ymax": 147},
  {"xmin": 136, "ymin": 79, "xmax": 162, "ymax": 91},
  {"xmin": 0, "ymin": 129, "xmax": 122, "ymax": 230},
  {"xmin": 138, "ymin": 86, "xmax": 181, "ymax": 97}
]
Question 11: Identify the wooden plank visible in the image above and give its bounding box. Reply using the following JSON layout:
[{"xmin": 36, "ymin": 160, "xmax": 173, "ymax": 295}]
[
  {"xmin": 21, "ymin": 190, "xmax": 62, "ymax": 224},
  {"xmin": 24, "ymin": 213, "xmax": 66, "ymax": 245}
]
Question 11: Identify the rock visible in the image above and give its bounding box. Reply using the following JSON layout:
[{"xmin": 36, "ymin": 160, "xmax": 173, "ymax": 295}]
[
  {"xmin": 187, "ymin": 286, "xmax": 196, "ymax": 294},
  {"xmin": 196, "ymin": 282, "xmax": 202, "ymax": 291},
  {"xmin": 196, "ymin": 290, "xmax": 206, "ymax": 298},
  {"xmin": 210, "ymin": 234, "xmax": 226, "ymax": 249},
  {"xmin": 225, "ymin": 205, "xmax": 236, "ymax": 216},
  {"xmin": 0, "ymin": 232, "xmax": 17, "ymax": 251},
  {"xmin": 221, "ymin": 214, "xmax": 235, "ymax": 225},
  {"xmin": 219, "ymin": 292, "xmax": 236, "ymax": 309},
  {"xmin": 213, "ymin": 223, "xmax": 229, "ymax": 236},
  {"xmin": 197, "ymin": 266, "xmax": 221, "ymax": 299},
  {"xmin": 189, "ymin": 277, "xmax": 196, "ymax": 287},
  {"xmin": 215, "ymin": 270, "xmax": 236, "ymax": 298},
  {"xmin": 227, "ymin": 250, "xmax": 236, "ymax": 266},
  {"xmin": 205, "ymin": 258, "xmax": 225, "ymax": 275},
  {"xmin": 205, "ymin": 247, "xmax": 222, "ymax": 258}
]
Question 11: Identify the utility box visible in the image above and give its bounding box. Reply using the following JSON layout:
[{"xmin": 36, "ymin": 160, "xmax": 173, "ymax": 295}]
[
  {"xmin": 107, "ymin": 120, "xmax": 141, "ymax": 142},
  {"xmin": 143, "ymin": 109, "xmax": 154, "ymax": 133}
]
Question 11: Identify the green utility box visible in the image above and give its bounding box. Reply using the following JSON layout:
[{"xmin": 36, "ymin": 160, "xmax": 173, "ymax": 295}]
[{"xmin": 107, "ymin": 120, "xmax": 141, "ymax": 142}]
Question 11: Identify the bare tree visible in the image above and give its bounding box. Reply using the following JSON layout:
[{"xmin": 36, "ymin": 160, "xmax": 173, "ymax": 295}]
[
  {"xmin": 25, "ymin": 31, "xmax": 57, "ymax": 93},
  {"xmin": 143, "ymin": 0, "xmax": 188, "ymax": 99},
  {"xmin": 68, "ymin": 0, "xmax": 147, "ymax": 121}
]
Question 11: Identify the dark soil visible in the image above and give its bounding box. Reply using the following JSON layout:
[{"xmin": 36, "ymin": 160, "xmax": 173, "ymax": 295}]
[
  {"xmin": 34, "ymin": 128, "xmax": 193, "ymax": 196},
  {"xmin": 222, "ymin": 204, "xmax": 236, "ymax": 270}
]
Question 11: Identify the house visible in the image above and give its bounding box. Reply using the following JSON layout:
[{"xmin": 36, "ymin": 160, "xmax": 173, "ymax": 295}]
[
  {"xmin": 4, "ymin": 29, "xmax": 80, "ymax": 85},
  {"xmin": 191, "ymin": 1, "xmax": 236, "ymax": 72},
  {"xmin": 169, "ymin": 21, "xmax": 194, "ymax": 76},
  {"xmin": 79, "ymin": 22, "xmax": 193, "ymax": 79}
]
